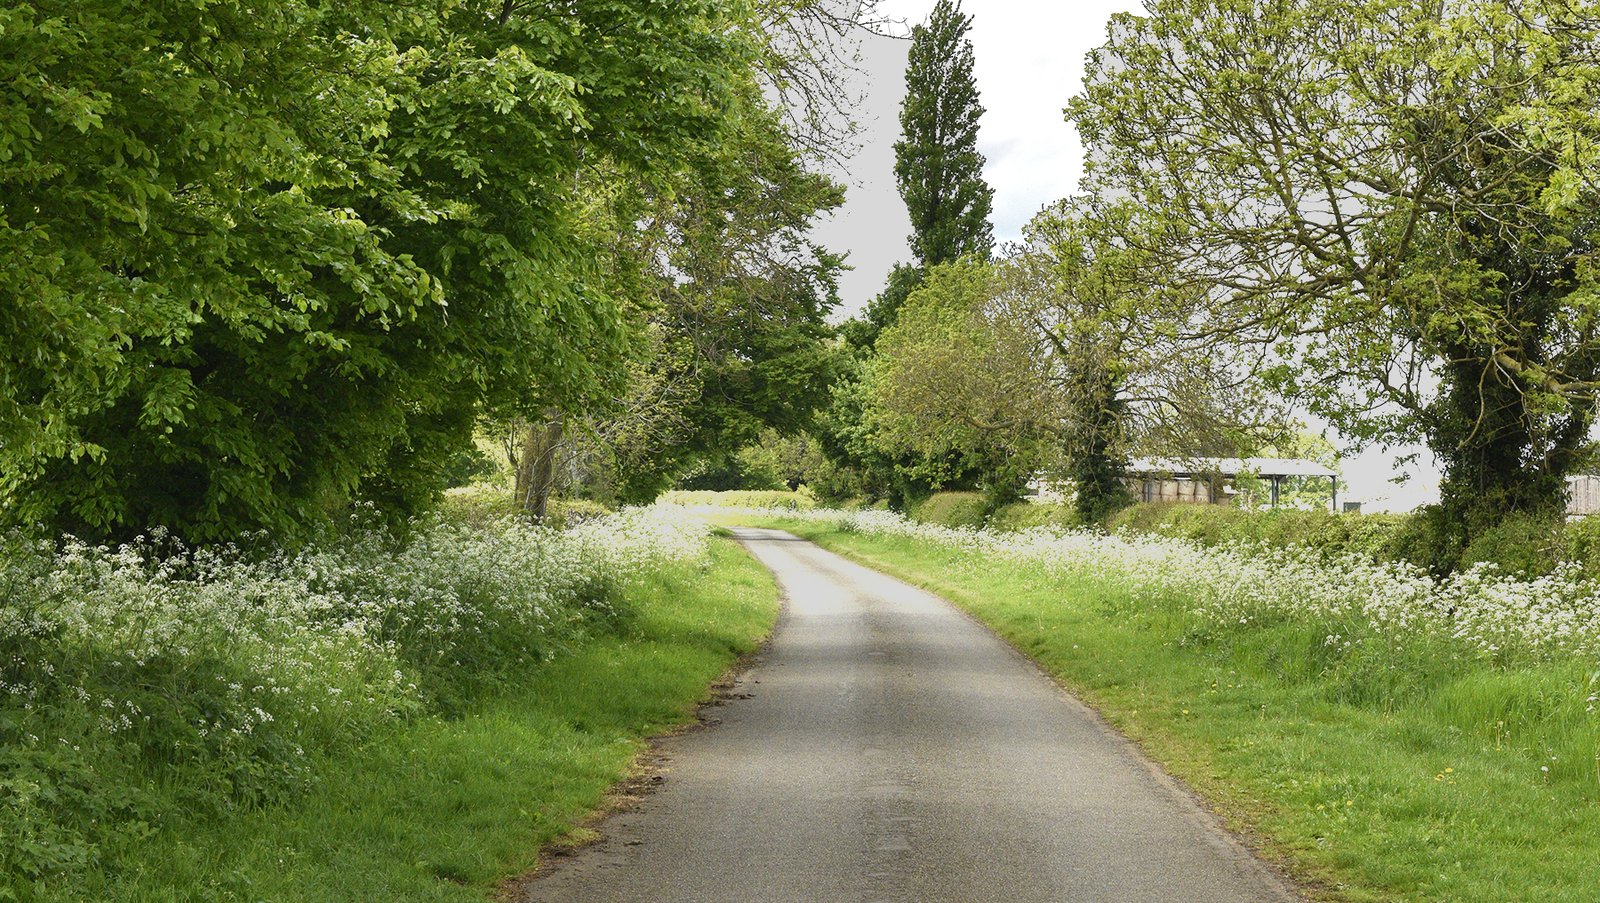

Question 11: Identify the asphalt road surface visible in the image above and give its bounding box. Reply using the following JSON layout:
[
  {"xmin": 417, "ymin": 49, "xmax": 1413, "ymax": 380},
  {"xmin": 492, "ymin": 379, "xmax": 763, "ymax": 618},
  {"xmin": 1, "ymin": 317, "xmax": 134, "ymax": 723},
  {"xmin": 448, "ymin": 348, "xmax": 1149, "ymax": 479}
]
[{"xmin": 519, "ymin": 527, "xmax": 1301, "ymax": 903}]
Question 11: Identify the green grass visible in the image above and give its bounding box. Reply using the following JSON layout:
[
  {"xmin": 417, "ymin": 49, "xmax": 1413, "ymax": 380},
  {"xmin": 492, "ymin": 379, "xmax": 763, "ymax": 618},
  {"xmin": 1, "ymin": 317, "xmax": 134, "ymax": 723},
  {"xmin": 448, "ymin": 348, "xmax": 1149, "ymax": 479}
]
[
  {"xmin": 737, "ymin": 516, "xmax": 1600, "ymax": 903},
  {"xmin": 70, "ymin": 537, "xmax": 777, "ymax": 903}
]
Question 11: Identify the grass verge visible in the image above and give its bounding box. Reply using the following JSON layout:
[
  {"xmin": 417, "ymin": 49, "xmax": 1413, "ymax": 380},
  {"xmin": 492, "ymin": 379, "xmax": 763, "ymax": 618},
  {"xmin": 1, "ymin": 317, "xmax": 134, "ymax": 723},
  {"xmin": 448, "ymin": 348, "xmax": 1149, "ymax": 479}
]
[
  {"xmin": 734, "ymin": 515, "xmax": 1600, "ymax": 903},
  {"xmin": 75, "ymin": 536, "xmax": 777, "ymax": 903}
]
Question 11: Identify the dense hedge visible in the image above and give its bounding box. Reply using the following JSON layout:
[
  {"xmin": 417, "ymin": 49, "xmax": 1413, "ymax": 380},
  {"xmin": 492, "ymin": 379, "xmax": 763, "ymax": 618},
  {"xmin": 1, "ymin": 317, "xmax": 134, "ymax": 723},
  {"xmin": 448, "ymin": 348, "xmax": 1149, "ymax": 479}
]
[
  {"xmin": 988, "ymin": 501, "xmax": 1085, "ymax": 531},
  {"xmin": 659, "ymin": 490, "xmax": 818, "ymax": 510},
  {"xmin": 903, "ymin": 493, "xmax": 1600, "ymax": 579},
  {"xmin": 1105, "ymin": 503, "xmax": 1413, "ymax": 561},
  {"xmin": 905, "ymin": 494, "xmax": 1084, "ymax": 532},
  {"xmin": 907, "ymin": 492, "xmax": 989, "ymax": 529}
]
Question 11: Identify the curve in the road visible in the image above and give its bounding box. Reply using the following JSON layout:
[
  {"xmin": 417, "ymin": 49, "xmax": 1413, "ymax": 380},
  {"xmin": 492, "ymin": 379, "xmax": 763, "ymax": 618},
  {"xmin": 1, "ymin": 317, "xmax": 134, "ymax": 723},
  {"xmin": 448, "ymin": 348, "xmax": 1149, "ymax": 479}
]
[{"xmin": 518, "ymin": 527, "xmax": 1302, "ymax": 903}]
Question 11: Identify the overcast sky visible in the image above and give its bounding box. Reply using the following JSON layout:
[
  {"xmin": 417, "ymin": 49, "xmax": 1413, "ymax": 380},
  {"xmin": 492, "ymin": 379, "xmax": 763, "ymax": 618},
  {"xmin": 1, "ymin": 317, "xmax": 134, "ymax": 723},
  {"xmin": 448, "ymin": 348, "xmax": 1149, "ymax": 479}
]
[{"xmin": 809, "ymin": 0, "xmax": 1441, "ymax": 511}]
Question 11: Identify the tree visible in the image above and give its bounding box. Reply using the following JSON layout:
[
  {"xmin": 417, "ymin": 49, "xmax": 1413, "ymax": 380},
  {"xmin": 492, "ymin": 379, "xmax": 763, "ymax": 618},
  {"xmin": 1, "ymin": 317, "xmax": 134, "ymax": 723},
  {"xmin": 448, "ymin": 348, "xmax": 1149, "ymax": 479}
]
[
  {"xmin": 864, "ymin": 201, "xmax": 1288, "ymax": 521},
  {"xmin": 508, "ymin": 69, "xmax": 846, "ymax": 508},
  {"xmin": 1070, "ymin": 0, "xmax": 1600, "ymax": 553},
  {"xmin": 1026, "ymin": 203, "xmax": 1293, "ymax": 519},
  {"xmin": 487, "ymin": 0, "xmax": 892, "ymax": 513},
  {"xmin": 813, "ymin": 0, "xmax": 998, "ymax": 505},
  {"xmin": 895, "ymin": 0, "xmax": 994, "ymax": 269},
  {"xmin": 737, "ymin": 430, "xmax": 832, "ymax": 491},
  {"xmin": 840, "ymin": 263, "xmax": 925, "ymax": 351},
  {"xmin": 0, "ymin": 0, "xmax": 758, "ymax": 541},
  {"xmin": 674, "ymin": 428, "xmax": 830, "ymax": 491},
  {"xmin": 1, "ymin": 1, "xmax": 438, "ymax": 539},
  {"xmin": 865, "ymin": 260, "xmax": 1058, "ymax": 506}
]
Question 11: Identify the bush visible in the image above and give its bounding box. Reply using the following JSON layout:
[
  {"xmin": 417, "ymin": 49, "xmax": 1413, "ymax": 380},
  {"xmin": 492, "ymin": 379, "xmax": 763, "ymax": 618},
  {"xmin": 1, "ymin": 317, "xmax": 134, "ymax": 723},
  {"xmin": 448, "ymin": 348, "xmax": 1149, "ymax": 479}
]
[
  {"xmin": 1559, "ymin": 516, "xmax": 1600, "ymax": 577},
  {"xmin": 909, "ymin": 492, "xmax": 988, "ymax": 529},
  {"xmin": 1387, "ymin": 505, "xmax": 1560, "ymax": 577},
  {"xmin": 1107, "ymin": 503, "xmax": 1412, "ymax": 561},
  {"xmin": 1456, "ymin": 512, "xmax": 1565, "ymax": 578},
  {"xmin": 439, "ymin": 484, "xmax": 521, "ymax": 527},
  {"xmin": 547, "ymin": 498, "xmax": 614, "ymax": 529},
  {"xmin": 988, "ymin": 502, "xmax": 1084, "ymax": 532}
]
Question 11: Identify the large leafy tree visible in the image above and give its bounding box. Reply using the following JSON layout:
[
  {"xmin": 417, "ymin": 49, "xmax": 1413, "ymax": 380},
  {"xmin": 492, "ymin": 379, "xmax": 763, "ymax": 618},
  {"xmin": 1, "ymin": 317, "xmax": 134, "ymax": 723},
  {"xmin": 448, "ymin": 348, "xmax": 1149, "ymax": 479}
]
[
  {"xmin": 513, "ymin": 73, "xmax": 847, "ymax": 506},
  {"xmin": 1071, "ymin": 0, "xmax": 1600, "ymax": 550},
  {"xmin": 1, "ymin": 1, "xmax": 431, "ymax": 538},
  {"xmin": 0, "ymin": 0, "xmax": 748, "ymax": 541},
  {"xmin": 865, "ymin": 259, "xmax": 1057, "ymax": 505},
  {"xmin": 1019, "ymin": 204, "xmax": 1287, "ymax": 519},
  {"xmin": 493, "ymin": 0, "xmax": 877, "ymax": 514}
]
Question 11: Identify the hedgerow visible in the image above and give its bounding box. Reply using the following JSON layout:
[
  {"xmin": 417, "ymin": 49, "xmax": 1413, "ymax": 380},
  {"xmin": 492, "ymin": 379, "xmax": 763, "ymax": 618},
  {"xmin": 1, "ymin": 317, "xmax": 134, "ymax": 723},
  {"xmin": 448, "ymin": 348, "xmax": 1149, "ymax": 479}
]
[{"xmin": 0, "ymin": 507, "xmax": 707, "ymax": 894}]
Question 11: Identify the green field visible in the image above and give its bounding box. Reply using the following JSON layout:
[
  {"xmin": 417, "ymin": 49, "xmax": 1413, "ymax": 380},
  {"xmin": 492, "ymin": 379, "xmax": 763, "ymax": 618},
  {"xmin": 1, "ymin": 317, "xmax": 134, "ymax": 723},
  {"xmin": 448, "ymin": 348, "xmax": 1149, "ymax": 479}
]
[
  {"xmin": 64, "ymin": 536, "xmax": 777, "ymax": 903},
  {"xmin": 734, "ymin": 515, "xmax": 1600, "ymax": 903}
]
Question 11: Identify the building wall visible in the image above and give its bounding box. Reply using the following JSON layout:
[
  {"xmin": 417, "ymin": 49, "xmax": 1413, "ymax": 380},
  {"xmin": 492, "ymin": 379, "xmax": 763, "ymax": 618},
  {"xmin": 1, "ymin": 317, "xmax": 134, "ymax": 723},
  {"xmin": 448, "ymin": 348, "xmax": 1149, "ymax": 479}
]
[{"xmin": 1569, "ymin": 476, "xmax": 1600, "ymax": 516}]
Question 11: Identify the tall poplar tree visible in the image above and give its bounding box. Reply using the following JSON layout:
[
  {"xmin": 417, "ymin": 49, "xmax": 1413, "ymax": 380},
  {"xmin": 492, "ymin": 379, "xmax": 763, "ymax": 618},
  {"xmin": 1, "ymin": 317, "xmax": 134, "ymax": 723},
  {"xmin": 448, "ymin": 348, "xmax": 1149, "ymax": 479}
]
[
  {"xmin": 813, "ymin": 0, "xmax": 996, "ymax": 504},
  {"xmin": 894, "ymin": 0, "xmax": 994, "ymax": 268}
]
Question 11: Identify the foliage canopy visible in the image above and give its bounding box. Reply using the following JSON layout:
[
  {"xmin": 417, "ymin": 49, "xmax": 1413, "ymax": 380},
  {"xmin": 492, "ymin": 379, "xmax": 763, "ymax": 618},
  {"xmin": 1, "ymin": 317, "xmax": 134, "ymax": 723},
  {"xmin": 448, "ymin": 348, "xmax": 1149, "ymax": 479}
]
[
  {"xmin": 1071, "ymin": 0, "xmax": 1600, "ymax": 544},
  {"xmin": 0, "ymin": 0, "xmax": 844, "ymax": 540}
]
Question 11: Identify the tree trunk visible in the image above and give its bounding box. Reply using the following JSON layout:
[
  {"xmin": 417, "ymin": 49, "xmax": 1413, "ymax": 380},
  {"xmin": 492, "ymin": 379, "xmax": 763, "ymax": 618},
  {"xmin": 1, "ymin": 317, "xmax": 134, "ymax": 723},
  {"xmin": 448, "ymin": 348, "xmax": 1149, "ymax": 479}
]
[
  {"xmin": 1065, "ymin": 361, "xmax": 1132, "ymax": 523},
  {"xmin": 514, "ymin": 411, "xmax": 565, "ymax": 522},
  {"xmin": 1427, "ymin": 338, "xmax": 1586, "ymax": 568}
]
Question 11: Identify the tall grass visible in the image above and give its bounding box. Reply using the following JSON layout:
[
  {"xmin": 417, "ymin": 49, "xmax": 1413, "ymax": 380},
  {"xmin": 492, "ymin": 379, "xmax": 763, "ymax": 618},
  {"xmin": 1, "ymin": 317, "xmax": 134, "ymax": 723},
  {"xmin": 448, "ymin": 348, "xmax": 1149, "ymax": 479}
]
[{"xmin": 0, "ymin": 507, "xmax": 707, "ymax": 896}]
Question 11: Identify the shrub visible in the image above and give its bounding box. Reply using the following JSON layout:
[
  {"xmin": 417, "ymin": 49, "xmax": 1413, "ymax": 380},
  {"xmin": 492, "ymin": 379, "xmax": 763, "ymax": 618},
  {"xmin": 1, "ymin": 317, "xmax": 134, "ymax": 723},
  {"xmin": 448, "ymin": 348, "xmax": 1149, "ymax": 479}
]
[
  {"xmin": 1456, "ymin": 512, "xmax": 1565, "ymax": 579},
  {"xmin": 1107, "ymin": 503, "xmax": 1411, "ymax": 562},
  {"xmin": 658, "ymin": 489, "xmax": 817, "ymax": 510},
  {"xmin": 909, "ymin": 492, "xmax": 988, "ymax": 529},
  {"xmin": 547, "ymin": 498, "xmax": 614, "ymax": 530},
  {"xmin": 1560, "ymin": 516, "xmax": 1600, "ymax": 578},
  {"xmin": 988, "ymin": 502, "xmax": 1084, "ymax": 532},
  {"xmin": 439, "ymin": 484, "xmax": 521, "ymax": 527}
]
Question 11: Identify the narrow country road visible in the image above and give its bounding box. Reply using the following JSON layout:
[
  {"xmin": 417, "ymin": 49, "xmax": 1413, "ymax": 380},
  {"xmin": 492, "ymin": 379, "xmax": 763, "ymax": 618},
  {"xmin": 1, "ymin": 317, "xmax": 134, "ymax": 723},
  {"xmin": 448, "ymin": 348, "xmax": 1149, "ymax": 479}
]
[{"xmin": 519, "ymin": 528, "xmax": 1301, "ymax": 903}]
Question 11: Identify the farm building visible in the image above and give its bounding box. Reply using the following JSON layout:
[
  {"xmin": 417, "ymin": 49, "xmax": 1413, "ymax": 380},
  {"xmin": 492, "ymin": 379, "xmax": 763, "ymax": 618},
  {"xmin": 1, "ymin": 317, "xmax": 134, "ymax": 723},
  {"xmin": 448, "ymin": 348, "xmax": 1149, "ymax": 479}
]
[
  {"xmin": 1027, "ymin": 458, "xmax": 1341, "ymax": 511},
  {"xmin": 1568, "ymin": 475, "xmax": 1600, "ymax": 516},
  {"xmin": 1128, "ymin": 458, "xmax": 1340, "ymax": 510}
]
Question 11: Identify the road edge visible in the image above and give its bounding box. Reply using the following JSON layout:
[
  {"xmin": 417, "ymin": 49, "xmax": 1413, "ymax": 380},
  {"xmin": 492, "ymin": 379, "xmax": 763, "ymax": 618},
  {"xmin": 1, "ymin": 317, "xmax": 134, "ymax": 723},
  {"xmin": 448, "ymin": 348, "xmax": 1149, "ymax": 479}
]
[{"xmin": 495, "ymin": 536, "xmax": 788, "ymax": 901}]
